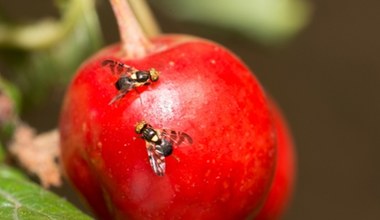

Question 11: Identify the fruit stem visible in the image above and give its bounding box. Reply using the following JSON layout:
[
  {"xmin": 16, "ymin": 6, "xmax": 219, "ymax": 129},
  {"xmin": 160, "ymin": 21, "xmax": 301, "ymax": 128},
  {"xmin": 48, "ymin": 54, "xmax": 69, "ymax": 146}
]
[
  {"xmin": 129, "ymin": 0, "xmax": 161, "ymax": 37},
  {"xmin": 109, "ymin": 0, "xmax": 152, "ymax": 58}
]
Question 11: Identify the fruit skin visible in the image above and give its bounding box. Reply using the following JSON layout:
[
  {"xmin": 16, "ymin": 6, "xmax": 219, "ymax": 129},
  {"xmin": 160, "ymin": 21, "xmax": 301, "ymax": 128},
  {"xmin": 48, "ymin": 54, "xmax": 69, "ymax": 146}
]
[
  {"xmin": 60, "ymin": 34, "xmax": 277, "ymax": 219},
  {"xmin": 255, "ymin": 101, "xmax": 296, "ymax": 220}
]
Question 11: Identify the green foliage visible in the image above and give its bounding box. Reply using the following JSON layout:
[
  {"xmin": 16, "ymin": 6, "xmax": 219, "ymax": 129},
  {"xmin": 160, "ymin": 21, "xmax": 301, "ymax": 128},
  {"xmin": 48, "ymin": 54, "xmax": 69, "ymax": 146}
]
[
  {"xmin": 0, "ymin": 143, "xmax": 4, "ymax": 163},
  {"xmin": 0, "ymin": 0, "xmax": 103, "ymax": 108},
  {"xmin": 0, "ymin": 77, "xmax": 20, "ymax": 142},
  {"xmin": 0, "ymin": 165, "xmax": 92, "ymax": 220},
  {"xmin": 0, "ymin": 1, "xmax": 102, "ymax": 217},
  {"xmin": 0, "ymin": 77, "xmax": 21, "ymax": 114},
  {"xmin": 153, "ymin": 0, "xmax": 312, "ymax": 45}
]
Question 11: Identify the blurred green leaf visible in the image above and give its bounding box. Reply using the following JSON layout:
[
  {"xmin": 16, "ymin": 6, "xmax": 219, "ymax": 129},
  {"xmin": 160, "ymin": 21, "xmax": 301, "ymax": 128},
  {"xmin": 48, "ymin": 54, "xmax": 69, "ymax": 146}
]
[
  {"xmin": 0, "ymin": 165, "xmax": 92, "ymax": 219},
  {"xmin": 0, "ymin": 77, "xmax": 20, "ymax": 141},
  {"xmin": 0, "ymin": 76, "xmax": 21, "ymax": 114},
  {"xmin": 0, "ymin": 143, "xmax": 4, "ymax": 163},
  {"xmin": 153, "ymin": 0, "xmax": 312, "ymax": 45},
  {"xmin": 0, "ymin": 0, "xmax": 101, "ymax": 50},
  {"xmin": 0, "ymin": 0, "xmax": 103, "ymax": 108}
]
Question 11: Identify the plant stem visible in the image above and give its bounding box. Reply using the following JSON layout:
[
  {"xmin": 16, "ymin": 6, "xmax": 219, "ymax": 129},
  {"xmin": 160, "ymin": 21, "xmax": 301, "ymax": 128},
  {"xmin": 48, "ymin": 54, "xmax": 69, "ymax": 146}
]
[
  {"xmin": 129, "ymin": 0, "xmax": 161, "ymax": 37},
  {"xmin": 110, "ymin": 0, "xmax": 152, "ymax": 58}
]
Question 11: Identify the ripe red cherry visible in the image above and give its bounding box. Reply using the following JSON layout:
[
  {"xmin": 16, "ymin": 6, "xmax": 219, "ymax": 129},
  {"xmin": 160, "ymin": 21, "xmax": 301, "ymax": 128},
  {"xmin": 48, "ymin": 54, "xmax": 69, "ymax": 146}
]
[
  {"xmin": 60, "ymin": 35, "xmax": 277, "ymax": 219},
  {"xmin": 255, "ymin": 101, "xmax": 296, "ymax": 220}
]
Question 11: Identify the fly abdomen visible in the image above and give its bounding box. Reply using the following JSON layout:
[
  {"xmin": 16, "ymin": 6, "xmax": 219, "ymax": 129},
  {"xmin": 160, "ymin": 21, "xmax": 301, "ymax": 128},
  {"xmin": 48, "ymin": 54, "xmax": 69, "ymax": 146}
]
[
  {"xmin": 115, "ymin": 77, "xmax": 132, "ymax": 91},
  {"xmin": 156, "ymin": 139, "xmax": 173, "ymax": 157}
]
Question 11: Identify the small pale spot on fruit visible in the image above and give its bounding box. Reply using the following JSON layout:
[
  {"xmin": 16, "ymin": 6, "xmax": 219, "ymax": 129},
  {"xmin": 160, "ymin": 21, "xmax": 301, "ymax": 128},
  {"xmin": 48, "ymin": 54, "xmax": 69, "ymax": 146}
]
[
  {"xmin": 223, "ymin": 181, "xmax": 229, "ymax": 189},
  {"xmin": 220, "ymin": 192, "xmax": 230, "ymax": 202},
  {"xmin": 248, "ymin": 190, "xmax": 254, "ymax": 195},
  {"xmin": 210, "ymin": 59, "xmax": 216, "ymax": 64},
  {"xmin": 244, "ymin": 154, "xmax": 250, "ymax": 161},
  {"xmin": 82, "ymin": 123, "xmax": 87, "ymax": 132},
  {"xmin": 96, "ymin": 142, "xmax": 103, "ymax": 151},
  {"xmin": 169, "ymin": 61, "xmax": 175, "ymax": 66},
  {"xmin": 205, "ymin": 169, "xmax": 211, "ymax": 177},
  {"xmin": 174, "ymin": 184, "xmax": 180, "ymax": 192},
  {"xmin": 129, "ymin": 170, "xmax": 152, "ymax": 202},
  {"xmin": 239, "ymin": 185, "xmax": 244, "ymax": 192}
]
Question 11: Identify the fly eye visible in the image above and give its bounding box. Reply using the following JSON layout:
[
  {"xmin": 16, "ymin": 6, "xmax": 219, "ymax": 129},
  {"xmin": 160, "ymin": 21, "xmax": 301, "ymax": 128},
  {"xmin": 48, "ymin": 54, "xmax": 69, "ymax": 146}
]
[
  {"xmin": 135, "ymin": 121, "xmax": 147, "ymax": 134},
  {"xmin": 149, "ymin": 69, "xmax": 159, "ymax": 81}
]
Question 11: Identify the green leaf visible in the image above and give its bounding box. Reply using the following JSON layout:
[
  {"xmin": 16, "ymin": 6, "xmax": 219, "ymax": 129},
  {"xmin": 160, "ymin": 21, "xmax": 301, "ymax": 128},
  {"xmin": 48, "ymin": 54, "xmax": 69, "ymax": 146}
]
[
  {"xmin": 152, "ymin": 0, "xmax": 312, "ymax": 45},
  {"xmin": 0, "ymin": 165, "xmax": 92, "ymax": 220}
]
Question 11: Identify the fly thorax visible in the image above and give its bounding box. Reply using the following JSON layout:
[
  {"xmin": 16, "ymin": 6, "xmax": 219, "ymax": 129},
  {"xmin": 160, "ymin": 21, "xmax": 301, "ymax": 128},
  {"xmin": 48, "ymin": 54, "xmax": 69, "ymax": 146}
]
[
  {"xmin": 143, "ymin": 128, "xmax": 159, "ymax": 142},
  {"xmin": 134, "ymin": 71, "xmax": 150, "ymax": 83}
]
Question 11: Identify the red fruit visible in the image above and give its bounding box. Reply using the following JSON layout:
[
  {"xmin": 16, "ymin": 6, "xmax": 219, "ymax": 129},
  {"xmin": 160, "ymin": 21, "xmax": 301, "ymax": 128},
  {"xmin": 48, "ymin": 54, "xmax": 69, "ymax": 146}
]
[
  {"xmin": 255, "ymin": 101, "xmax": 296, "ymax": 220},
  {"xmin": 60, "ymin": 35, "xmax": 277, "ymax": 219}
]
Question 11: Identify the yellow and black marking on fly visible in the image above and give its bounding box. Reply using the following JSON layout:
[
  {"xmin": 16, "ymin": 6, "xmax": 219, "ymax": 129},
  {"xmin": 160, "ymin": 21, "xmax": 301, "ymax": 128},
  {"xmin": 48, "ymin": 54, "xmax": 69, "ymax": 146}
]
[
  {"xmin": 102, "ymin": 59, "xmax": 159, "ymax": 105},
  {"xmin": 135, "ymin": 121, "xmax": 193, "ymax": 176}
]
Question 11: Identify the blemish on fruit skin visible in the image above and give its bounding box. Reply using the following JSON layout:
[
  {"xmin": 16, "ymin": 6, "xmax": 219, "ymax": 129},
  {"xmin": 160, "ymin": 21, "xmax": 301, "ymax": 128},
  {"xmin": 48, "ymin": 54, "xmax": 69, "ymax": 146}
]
[
  {"xmin": 96, "ymin": 142, "xmax": 103, "ymax": 152},
  {"xmin": 129, "ymin": 170, "xmax": 151, "ymax": 202},
  {"xmin": 169, "ymin": 61, "xmax": 175, "ymax": 66},
  {"xmin": 174, "ymin": 184, "xmax": 180, "ymax": 192},
  {"xmin": 244, "ymin": 154, "xmax": 251, "ymax": 162},
  {"xmin": 205, "ymin": 169, "xmax": 211, "ymax": 177},
  {"xmin": 210, "ymin": 59, "xmax": 216, "ymax": 64},
  {"xmin": 220, "ymin": 192, "xmax": 231, "ymax": 202},
  {"xmin": 213, "ymin": 46, "xmax": 220, "ymax": 52},
  {"xmin": 82, "ymin": 123, "xmax": 87, "ymax": 132},
  {"xmin": 223, "ymin": 181, "xmax": 229, "ymax": 189}
]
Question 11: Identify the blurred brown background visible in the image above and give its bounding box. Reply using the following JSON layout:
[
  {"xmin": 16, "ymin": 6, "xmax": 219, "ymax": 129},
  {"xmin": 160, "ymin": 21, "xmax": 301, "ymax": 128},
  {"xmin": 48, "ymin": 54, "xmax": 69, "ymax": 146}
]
[{"xmin": 2, "ymin": 0, "xmax": 380, "ymax": 219}]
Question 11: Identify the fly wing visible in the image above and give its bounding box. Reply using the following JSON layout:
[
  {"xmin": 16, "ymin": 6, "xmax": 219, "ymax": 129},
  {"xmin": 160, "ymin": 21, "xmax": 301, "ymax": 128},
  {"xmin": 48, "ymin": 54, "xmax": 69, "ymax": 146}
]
[
  {"xmin": 160, "ymin": 129, "xmax": 193, "ymax": 147},
  {"xmin": 108, "ymin": 91, "xmax": 127, "ymax": 105},
  {"xmin": 108, "ymin": 82, "xmax": 136, "ymax": 105},
  {"xmin": 146, "ymin": 142, "xmax": 166, "ymax": 176},
  {"xmin": 102, "ymin": 59, "xmax": 137, "ymax": 76}
]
